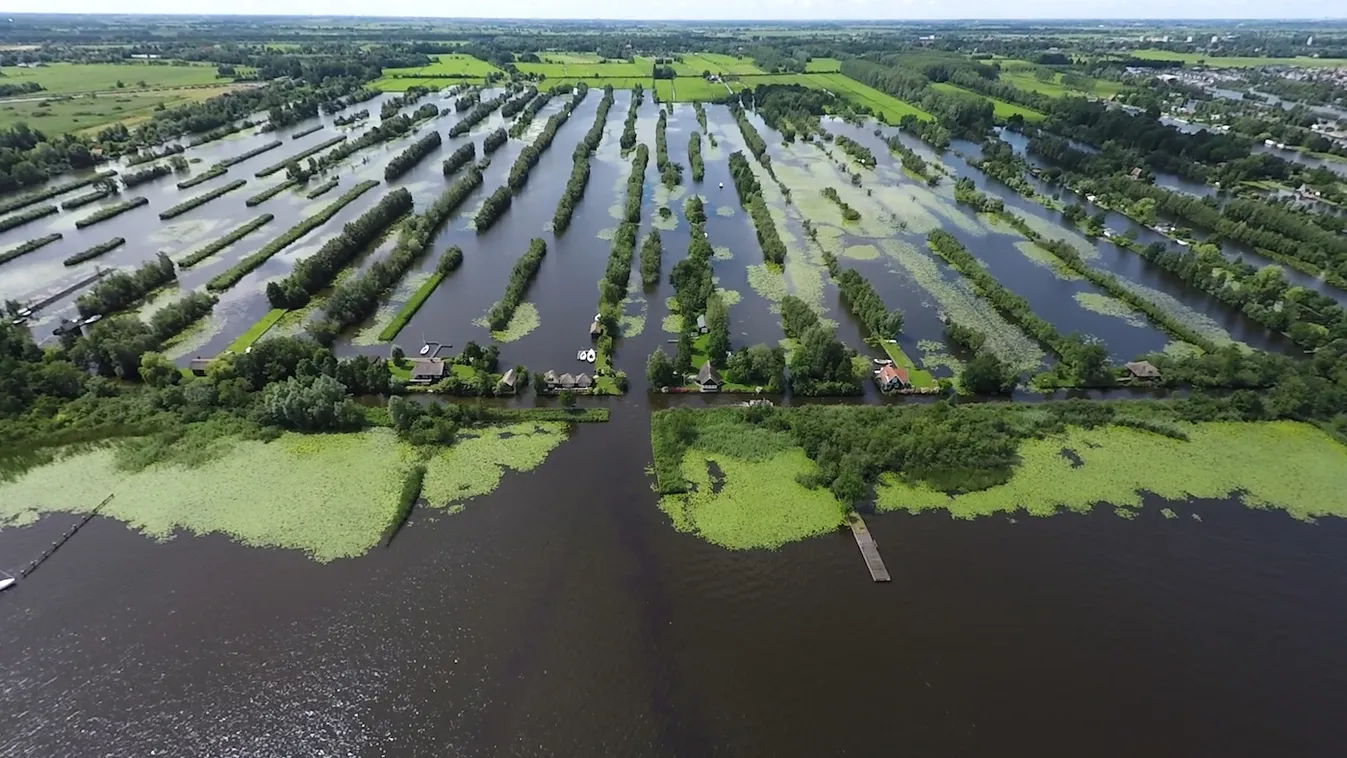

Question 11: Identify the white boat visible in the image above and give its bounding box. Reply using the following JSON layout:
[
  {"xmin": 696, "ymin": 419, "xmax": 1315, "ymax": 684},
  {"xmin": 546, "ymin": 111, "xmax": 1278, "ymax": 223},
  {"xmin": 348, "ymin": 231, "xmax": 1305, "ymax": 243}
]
[
  {"xmin": 577, "ymin": 349, "xmax": 586, "ymax": 360},
  {"xmin": 585, "ymin": 349, "xmax": 596, "ymax": 363},
  {"xmin": 419, "ymin": 344, "xmax": 431, "ymax": 356},
  {"xmin": 718, "ymin": 182, "xmax": 723, "ymax": 189},
  {"xmin": 83, "ymin": 314, "xmax": 102, "ymax": 326},
  {"xmin": 0, "ymin": 577, "xmax": 14, "ymax": 592}
]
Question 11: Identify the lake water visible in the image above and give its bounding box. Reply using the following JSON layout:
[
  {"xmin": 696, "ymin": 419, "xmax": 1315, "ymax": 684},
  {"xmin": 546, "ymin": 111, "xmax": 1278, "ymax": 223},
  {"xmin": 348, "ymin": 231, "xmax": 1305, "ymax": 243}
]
[{"xmin": 3, "ymin": 408, "xmax": 1347, "ymax": 756}]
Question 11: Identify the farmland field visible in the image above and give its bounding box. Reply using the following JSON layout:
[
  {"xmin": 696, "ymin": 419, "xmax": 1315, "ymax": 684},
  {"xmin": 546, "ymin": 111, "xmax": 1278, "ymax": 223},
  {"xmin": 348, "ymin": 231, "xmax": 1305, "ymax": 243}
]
[
  {"xmin": 805, "ymin": 72, "xmax": 934, "ymax": 122},
  {"xmin": 0, "ymin": 61, "xmax": 228, "ymax": 95},
  {"xmin": 0, "ymin": 85, "xmax": 241, "ymax": 136},
  {"xmin": 672, "ymin": 53, "xmax": 764, "ymax": 76},
  {"xmin": 382, "ymin": 53, "xmax": 503, "ymax": 78},
  {"xmin": 654, "ymin": 76, "xmax": 740, "ymax": 102},
  {"xmin": 998, "ymin": 66, "xmax": 1125, "ymax": 98},
  {"xmin": 515, "ymin": 60, "xmax": 652, "ymax": 79},
  {"xmin": 931, "ymin": 81, "xmax": 1047, "ymax": 121},
  {"xmin": 804, "ymin": 57, "xmax": 842, "ymax": 72}
]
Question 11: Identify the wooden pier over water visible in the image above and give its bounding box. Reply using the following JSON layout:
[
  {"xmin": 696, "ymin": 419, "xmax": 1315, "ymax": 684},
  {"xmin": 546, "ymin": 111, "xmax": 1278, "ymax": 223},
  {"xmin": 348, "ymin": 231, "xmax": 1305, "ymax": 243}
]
[
  {"xmin": 17, "ymin": 494, "xmax": 113, "ymax": 580},
  {"xmin": 848, "ymin": 513, "xmax": 891, "ymax": 582}
]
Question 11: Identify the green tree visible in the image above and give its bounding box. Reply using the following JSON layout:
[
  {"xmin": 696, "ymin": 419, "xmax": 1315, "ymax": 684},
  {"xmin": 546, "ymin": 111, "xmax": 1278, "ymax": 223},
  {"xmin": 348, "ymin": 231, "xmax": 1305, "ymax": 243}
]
[
  {"xmin": 138, "ymin": 352, "xmax": 181, "ymax": 388},
  {"xmin": 960, "ymin": 353, "xmax": 1015, "ymax": 395},
  {"xmin": 646, "ymin": 347, "xmax": 677, "ymax": 388}
]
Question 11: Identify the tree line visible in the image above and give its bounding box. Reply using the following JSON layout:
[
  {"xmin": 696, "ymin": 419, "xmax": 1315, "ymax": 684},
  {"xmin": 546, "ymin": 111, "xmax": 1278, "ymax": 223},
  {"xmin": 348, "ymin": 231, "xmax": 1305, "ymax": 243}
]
[
  {"xmin": 729, "ymin": 103, "xmax": 770, "ymax": 165},
  {"xmin": 76, "ymin": 252, "xmax": 176, "ymax": 318},
  {"xmin": 75, "ymin": 196, "xmax": 149, "ymax": 229},
  {"xmin": 834, "ymin": 134, "xmax": 876, "ymax": 168},
  {"xmin": 486, "ymin": 238, "xmax": 547, "ymax": 331},
  {"xmin": 688, "ymin": 130, "xmax": 704, "ymax": 182},
  {"xmin": 121, "ymin": 163, "xmax": 174, "ymax": 188},
  {"xmin": 0, "ymin": 233, "xmax": 62, "ymax": 268},
  {"xmin": 508, "ymin": 90, "xmax": 553, "ymax": 138},
  {"xmin": 507, "ymin": 84, "xmax": 588, "ymax": 193},
  {"xmin": 179, "ymin": 214, "xmax": 274, "ymax": 268},
  {"xmin": 655, "ymin": 109, "xmax": 682, "ymax": 188},
  {"xmin": 821, "ymin": 187, "xmax": 861, "ymax": 221},
  {"xmin": 63, "ymin": 237, "xmax": 126, "ymax": 267},
  {"xmin": 441, "ymin": 141, "xmax": 476, "ymax": 178},
  {"xmin": 884, "ymin": 133, "xmax": 936, "ymax": 183},
  {"xmin": 639, "ymin": 229, "xmax": 663, "ymax": 288},
  {"xmin": 473, "ymin": 185, "xmax": 512, "ymax": 232},
  {"xmin": 208, "ymin": 180, "xmax": 379, "ymax": 292},
  {"xmin": 779, "ymin": 294, "xmax": 862, "ymax": 396},
  {"xmin": 159, "ymin": 179, "xmax": 247, "ymax": 220},
  {"xmin": 255, "ymin": 134, "xmax": 348, "ymax": 177},
  {"xmin": 384, "ymin": 130, "xmax": 442, "ymax": 181},
  {"xmin": 311, "ymin": 168, "xmax": 482, "ymax": 343},
  {"xmin": 482, "ymin": 127, "xmax": 508, "ymax": 154},
  {"xmin": 552, "ymin": 85, "xmax": 614, "ymax": 235},
  {"xmin": 450, "ymin": 89, "xmax": 522, "ymax": 138},
  {"xmin": 379, "ymin": 86, "xmax": 431, "ymax": 120},
  {"xmin": 728, "ymin": 151, "xmax": 787, "ymax": 265},
  {"xmin": 267, "ymin": 188, "xmax": 413, "ymax": 309},
  {"xmin": 619, "ymin": 83, "xmax": 644, "ymax": 151},
  {"xmin": 0, "ymin": 169, "xmax": 119, "ymax": 215}
]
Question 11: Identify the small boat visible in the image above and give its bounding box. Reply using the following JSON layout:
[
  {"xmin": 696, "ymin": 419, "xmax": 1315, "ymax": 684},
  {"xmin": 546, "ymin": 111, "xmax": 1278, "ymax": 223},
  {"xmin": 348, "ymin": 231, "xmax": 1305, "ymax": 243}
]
[
  {"xmin": 18, "ymin": 307, "xmax": 33, "ymax": 317},
  {"xmin": 0, "ymin": 577, "xmax": 15, "ymax": 592},
  {"xmin": 577, "ymin": 349, "xmax": 586, "ymax": 360},
  {"xmin": 419, "ymin": 344, "xmax": 431, "ymax": 356},
  {"xmin": 872, "ymin": 358, "xmax": 893, "ymax": 366},
  {"xmin": 585, "ymin": 349, "xmax": 596, "ymax": 363},
  {"xmin": 718, "ymin": 182, "xmax": 723, "ymax": 189},
  {"xmin": 83, "ymin": 314, "xmax": 102, "ymax": 326}
]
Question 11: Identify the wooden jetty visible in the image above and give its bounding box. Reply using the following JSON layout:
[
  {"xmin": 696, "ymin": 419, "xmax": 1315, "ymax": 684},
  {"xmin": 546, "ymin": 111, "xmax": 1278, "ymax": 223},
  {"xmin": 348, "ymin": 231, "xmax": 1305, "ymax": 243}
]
[
  {"xmin": 847, "ymin": 513, "xmax": 891, "ymax": 582},
  {"xmin": 16, "ymin": 494, "xmax": 113, "ymax": 580},
  {"xmin": 25, "ymin": 267, "xmax": 114, "ymax": 316}
]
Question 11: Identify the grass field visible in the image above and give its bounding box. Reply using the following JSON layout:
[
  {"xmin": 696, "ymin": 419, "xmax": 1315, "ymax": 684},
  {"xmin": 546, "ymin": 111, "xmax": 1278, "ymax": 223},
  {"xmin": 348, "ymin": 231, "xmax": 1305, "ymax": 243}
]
[
  {"xmin": 672, "ymin": 53, "xmax": 764, "ymax": 77},
  {"xmin": 805, "ymin": 72, "xmax": 934, "ymax": 123},
  {"xmin": 655, "ymin": 77, "xmax": 741, "ymax": 102},
  {"xmin": 0, "ymin": 62, "xmax": 226, "ymax": 95},
  {"xmin": 999, "ymin": 67, "xmax": 1124, "ymax": 98},
  {"xmin": 370, "ymin": 76, "xmax": 469, "ymax": 92},
  {"xmin": 526, "ymin": 75, "xmax": 652, "ymax": 91},
  {"xmin": 930, "ymin": 81, "xmax": 1046, "ymax": 122},
  {"xmin": 225, "ymin": 308, "xmax": 286, "ymax": 354},
  {"xmin": 383, "ymin": 53, "xmax": 503, "ymax": 78},
  {"xmin": 516, "ymin": 60, "xmax": 652, "ymax": 79},
  {"xmin": 804, "ymin": 58, "xmax": 842, "ymax": 73},
  {"xmin": 0, "ymin": 85, "xmax": 238, "ymax": 137},
  {"xmin": 538, "ymin": 52, "xmax": 603, "ymax": 64},
  {"xmin": 1129, "ymin": 49, "xmax": 1347, "ymax": 68}
]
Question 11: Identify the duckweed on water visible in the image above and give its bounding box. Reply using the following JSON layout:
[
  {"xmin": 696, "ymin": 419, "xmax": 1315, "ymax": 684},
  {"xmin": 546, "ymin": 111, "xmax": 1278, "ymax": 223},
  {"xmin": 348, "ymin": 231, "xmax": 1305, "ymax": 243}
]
[
  {"xmin": 843, "ymin": 244, "xmax": 880, "ymax": 260},
  {"xmin": 1013, "ymin": 240, "xmax": 1083, "ymax": 280},
  {"xmin": 746, "ymin": 263, "xmax": 787, "ymax": 303},
  {"xmin": 662, "ymin": 313, "xmax": 682, "ymax": 333},
  {"xmin": 715, "ymin": 205, "xmax": 736, "ymax": 217},
  {"xmin": 1116, "ymin": 279, "xmax": 1239, "ymax": 349},
  {"xmin": 473, "ymin": 301, "xmax": 540, "ymax": 342},
  {"xmin": 1073, "ymin": 292, "xmax": 1148, "ymax": 328},
  {"xmin": 421, "ymin": 423, "xmax": 568, "ymax": 507},
  {"xmin": 712, "ymin": 245, "xmax": 733, "ymax": 260},
  {"xmin": 875, "ymin": 422, "xmax": 1347, "ymax": 522},
  {"xmin": 0, "ymin": 430, "xmax": 418, "ymax": 562},
  {"xmin": 658, "ymin": 448, "xmax": 846, "ymax": 550},
  {"xmin": 715, "ymin": 287, "xmax": 743, "ymax": 307}
]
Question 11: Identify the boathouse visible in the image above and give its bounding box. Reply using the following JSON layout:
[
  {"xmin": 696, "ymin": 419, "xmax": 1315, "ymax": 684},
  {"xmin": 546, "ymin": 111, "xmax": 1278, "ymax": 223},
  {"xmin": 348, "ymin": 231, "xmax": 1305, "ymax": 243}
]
[
  {"xmin": 189, "ymin": 358, "xmax": 212, "ymax": 377},
  {"xmin": 694, "ymin": 362, "xmax": 722, "ymax": 392},
  {"xmin": 497, "ymin": 368, "xmax": 517, "ymax": 394},
  {"xmin": 696, "ymin": 314, "xmax": 709, "ymax": 334},
  {"xmin": 1124, "ymin": 360, "xmax": 1161, "ymax": 381}
]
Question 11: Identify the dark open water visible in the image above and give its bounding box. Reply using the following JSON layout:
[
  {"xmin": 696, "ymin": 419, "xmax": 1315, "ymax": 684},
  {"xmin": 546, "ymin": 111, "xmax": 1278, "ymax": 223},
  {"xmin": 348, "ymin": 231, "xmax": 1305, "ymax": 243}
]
[{"xmin": 3, "ymin": 408, "xmax": 1347, "ymax": 757}]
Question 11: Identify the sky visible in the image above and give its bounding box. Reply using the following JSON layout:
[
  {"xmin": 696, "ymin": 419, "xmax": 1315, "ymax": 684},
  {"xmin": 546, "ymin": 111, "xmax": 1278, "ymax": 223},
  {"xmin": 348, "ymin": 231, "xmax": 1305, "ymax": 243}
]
[{"xmin": 3, "ymin": 1, "xmax": 1346, "ymax": 20}]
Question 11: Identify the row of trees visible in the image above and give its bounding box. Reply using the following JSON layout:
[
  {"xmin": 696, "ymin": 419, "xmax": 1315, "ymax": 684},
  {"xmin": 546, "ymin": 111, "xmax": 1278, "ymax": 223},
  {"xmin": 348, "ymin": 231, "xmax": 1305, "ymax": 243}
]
[
  {"xmin": 208, "ymin": 180, "xmax": 378, "ymax": 291},
  {"xmin": 0, "ymin": 204, "xmax": 57, "ymax": 233},
  {"xmin": 619, "ymin": 83, "xmax": 644, "ymax": 151},
  {"xmin": 311, "ymin": 168, "xmax": 482, "ymax": 343},
  {"xmin": 507, "ymin": 90, "xmax": 553, "ymax": 138},
  {"xmin": 75, "ymin": 252, "xmax": 176, "ymax": 318},
  {"xmin": 441, "ymin": 141, "xmax": 476, "ymax": 178},
  {"xmin": 507, "ymin": 84, "xmax": 588, "ymax": 193},
  {"xmin": 313, "ymin": 116, "xmax": 414, "ymax": 172},
  {"xmin": 473, "ymin": 185, "xmax": 512, "ymax": 232},
  {"xmin": 621, "ymin": 143, "xmax": 650, "ymax": 223},
  {"xmin": 834, "ymin": 268, "xmax": 904, "ymax": 339},
  {"xmin": 648, "ymin": 194, "xmax": 718, "ymax": 386},
  {"xmin": 179, "ymin": 213, "xmax": 274, "ymax": 268},
  {"xmin": 688, "ymin": 130, "xmax": 704, "ymax": 182},
  {"xmin": 841, "ymin": 59, "xmax": 994, "ymax": 136},
  {"xmin": 0, "ymin": 169, "xmax": 119, "ymax": 215},
  {"xmin": 379, "ymin": 86, "xmax": 431, "ymax": 120},
  {"xmin": 778, "ymin": 294, "xmax": 863, "ymax": 396},
  {"xmin": 486, "ymin": 238, "xmax": 547, "ymax": 330},
  {"xmin": 639, "ymin": 229, "xmax": 663, "ymax": 288},
  {"xmin": 60, "ymin": 184, "xmax": 119, "ymax": 211},
  {"xmin": 0, "ymin": 233, "xmax": 62, "ymax": 267},
  {"xmin": 121, "ymin": 163, "xmax": 174, "ymax": 188},
  {"xmin": 552, "ymin": 85, "xmax": 614, "ymax": 234},
  {"xmin": 63, "ymin": 237, "xmax": 125, "ymax": 267},
  {"xmin": 158, "ymin": 180, "xmax": 246, "ymax": 220},
  {"xmin": 727, "ymin": 151, "xmax": 786, "ymax": 264},
  {"xmin": 75, "ymin": 196, "xmax": 149, "ymax": 228},
  {"xmin": 177, "ymin": 163, "xmax": 225, "ymax": 189},
  {"xmin": 884, "ymin": 133, "xmax": 935, "ymax": 182},
  {"xmin": 834, "ymin": 134, "xmax": 876, "ymax": 168},
  {"xmin": 450, "ymin": 89, "xmax": 523, "ymax": 138},
  {"xmin": 254, "ymin": 135, "xmax": 348, "ymax": 177},
  {"xmin": 266, "ymin": 188, "xmax": 413, "ymax": 309},
  {"xmin": 384, "ymin": 130, "xmax": 441, "ymax": 182},
  {"xmin": 482, "ymin": 127, "xmax": 508, "ymax": 154},
  {"xmin": 125, "ymin": 143, "xmax": 184, "ymax": 167},
  {"xmin": 655, "ymin": 109, "xmax": 682, "ymax": 188},
  {"xmin": 927, "ymin": 230, "xmax": 1113, "ymax": 387},
  {"xmin": 332, "ymin": 109, "xmax": 368, "ymax": 127},
  {"xmin": 821, "ymin": 187, "xmax": 861, "ymax": 221},
  {"xmin": 453, "ymin": 90, "xmax": 481, "ymax": 114},
  {"xmin": 729, "ymin": 103, "xmax": 769, "ymax": 164}
]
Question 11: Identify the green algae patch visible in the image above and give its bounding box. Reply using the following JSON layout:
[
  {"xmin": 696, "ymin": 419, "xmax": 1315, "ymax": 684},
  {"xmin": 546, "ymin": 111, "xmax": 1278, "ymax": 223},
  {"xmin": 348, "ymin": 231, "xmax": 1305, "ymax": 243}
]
[
  {"xmin": 1117, "ymin": 278, "xmax": 1241, "ymax": 349},
  {"xmin": 874, "ymin": 422, "xmax": 1347, "ymax": 522},
  {"xmin": 421, "ymin": 422, "xmax": 569, "ymax": 507},
  {"xmin": 1014, "ymin": 240, "xmax": 1083, "ymax": 281},
  {"xmin": 716, "ymin": 287, "xmax": 743, "ymax": 307},
  {"xmin": 842, "ymin": 243, "xmax": 880, "ymax": 261},
  {"xmin": 1073, "ymin": 291, "xmax": 1148, "ymax": 328},
  {"xmin": 712, "ymin": 245, "xmax": 733, "ymax": 260},
  {"xmin": 0, "ymin": 429, "xmax": 419, "ymax": 562},
  {"xmin": 746, "ymin": 263, "xmax": 787, "ymax": 303},
  {"xmin": 658, "ymin": 448, "xmax": 846, "ymax": 550},
  {"xmin": 662, "ymin": 313, "xmax": 682, "ymax": 333},
  {"xmin": 474, "ymin": 301, "xmax": 540, "ymax": 342},
  {"xmin": 715, "ymin": 205, "xmax": 736, "ymax": 217}
]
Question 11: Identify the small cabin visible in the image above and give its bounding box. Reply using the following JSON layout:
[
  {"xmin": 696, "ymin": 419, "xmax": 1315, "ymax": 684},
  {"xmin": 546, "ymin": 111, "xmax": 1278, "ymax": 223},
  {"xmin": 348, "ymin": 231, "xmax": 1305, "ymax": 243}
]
[
  {"xmin": 542, "ymin": 369, "xmax": 558, "ymax": 389},
  {"xmin": 574, "ymin": 373, "xmax": 593, "ymax": 390},
  {"xmin": 558, "ymin": 372, "xmax": 577, "ymax": 390},
  {"xmin": 696, "ymin": 314, "xmax": 709, "ymax": 334},
  {"xmin": 189, "ymin": 358, "xmax": 212, "ymax": 377},
  {"xmin": 694, "ymin": 362, "xmax": 722, "ymax": 392},
  {"xmin": 874, "ymin": 364, "xmax": 910, "ymax": 391},
  {"xmin": 590, "ymin": 320, "xmax": 602, "ymax": 338},
  {"xmin": 410, "ymin": 359, "xmax": 446, "ymax": 384},
  {"xmin": 1124, "ymin": 360, "xmax": 1161, "ymax": 381}
]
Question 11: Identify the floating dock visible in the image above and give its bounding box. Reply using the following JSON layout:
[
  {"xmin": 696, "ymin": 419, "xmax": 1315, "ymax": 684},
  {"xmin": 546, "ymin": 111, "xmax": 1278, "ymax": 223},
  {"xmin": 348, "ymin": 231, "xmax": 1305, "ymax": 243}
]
[{"xmin": 848, "ymin": 513, "xmax": 890, "ymax": 582}]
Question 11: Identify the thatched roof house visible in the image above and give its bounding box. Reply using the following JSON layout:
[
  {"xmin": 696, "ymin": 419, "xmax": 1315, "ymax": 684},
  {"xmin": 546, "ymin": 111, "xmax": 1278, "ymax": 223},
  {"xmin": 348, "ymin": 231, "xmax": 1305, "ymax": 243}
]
[
  {"xmin": 694, "ymin": 361, "xmax": 722, "ymax": 392},
  {"xmin": 1124, "ymin": 360, "xmax": 1161, "ymax": 380},
  {"xmin": 410, "ymin": 359, "xmax": 446, "ymax": 384},
  {"xmin": 574, "ymin": 372, "xmax": 593, "ymax": 389}
]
